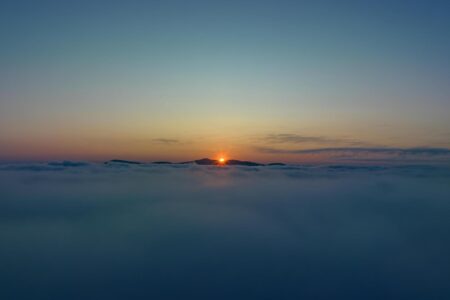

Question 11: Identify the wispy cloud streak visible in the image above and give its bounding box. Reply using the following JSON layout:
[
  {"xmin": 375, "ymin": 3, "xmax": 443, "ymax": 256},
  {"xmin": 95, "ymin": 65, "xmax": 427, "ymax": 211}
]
[
  {"xmin": 152, "ymin": 138, "xmax": 180, "ymax": 145},
  {"xmin": 256, "ymin": 146, "xmax": 450, "ymax": 162},
  {"xmin": 261, "ymin": 133, "xmax": 368, "ymax": 146}
]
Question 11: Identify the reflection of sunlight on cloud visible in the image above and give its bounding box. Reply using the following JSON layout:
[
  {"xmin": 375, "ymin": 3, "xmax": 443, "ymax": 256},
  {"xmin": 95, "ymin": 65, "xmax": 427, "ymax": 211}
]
[{"xmin": 194, "ymin": 167, "xmax": 238, "ymax": 188}]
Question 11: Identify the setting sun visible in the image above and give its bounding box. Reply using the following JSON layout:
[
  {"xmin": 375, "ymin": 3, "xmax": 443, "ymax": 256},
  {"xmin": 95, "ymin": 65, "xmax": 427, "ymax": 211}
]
[{"xmin": 218, "ymin": 157, "xmax": 226, "ymax": 164}]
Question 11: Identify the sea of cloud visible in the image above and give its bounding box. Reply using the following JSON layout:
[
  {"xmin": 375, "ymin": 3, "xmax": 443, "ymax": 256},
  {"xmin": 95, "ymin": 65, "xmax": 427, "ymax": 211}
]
[{"xmin": 1, "ymin": 162, "xmax": 450, "ymax": 299}]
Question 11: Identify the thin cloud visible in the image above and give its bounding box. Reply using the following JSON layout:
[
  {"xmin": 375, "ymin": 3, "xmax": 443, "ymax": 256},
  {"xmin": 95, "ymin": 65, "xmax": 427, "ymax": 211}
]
[
  {"xmin": 152, "ymin": 138, "xmax": 180, "ymax": 145},
  {"xmin": 257, "ymin": 146, "xmax": 450, "ymax": 155},
  {"xmin": 255, "ymin": 146, "xmax": 450, "ymax": 162},
  {"xmin": 261, "ymin": 134, "xmax": 368, "ymax": 146}
]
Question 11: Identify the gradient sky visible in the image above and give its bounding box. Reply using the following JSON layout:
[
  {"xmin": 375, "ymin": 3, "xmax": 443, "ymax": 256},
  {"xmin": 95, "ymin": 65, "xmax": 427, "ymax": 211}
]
[{"xmin": 1, "ymin": 0, "xmax": 449, "ymax": 162}]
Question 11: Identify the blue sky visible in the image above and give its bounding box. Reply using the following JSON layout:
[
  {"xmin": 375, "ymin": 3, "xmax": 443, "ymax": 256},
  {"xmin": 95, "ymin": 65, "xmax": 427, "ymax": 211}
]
[{"xmin": 1, "ymin": 0, "xmax": 449, "ymax": 161}]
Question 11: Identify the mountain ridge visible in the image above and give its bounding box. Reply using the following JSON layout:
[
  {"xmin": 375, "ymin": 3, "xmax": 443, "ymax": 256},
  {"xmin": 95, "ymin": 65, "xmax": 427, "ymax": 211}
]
[{"xmin": 105, "ymin": 158, "xmax": 285, "ymax": 166}]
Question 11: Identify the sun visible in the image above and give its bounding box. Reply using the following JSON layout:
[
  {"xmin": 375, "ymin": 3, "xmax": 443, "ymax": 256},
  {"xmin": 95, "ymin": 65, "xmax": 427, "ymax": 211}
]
[{"xmin": 216, "ymin": 153, "xmax": 228, "ymax": 165}]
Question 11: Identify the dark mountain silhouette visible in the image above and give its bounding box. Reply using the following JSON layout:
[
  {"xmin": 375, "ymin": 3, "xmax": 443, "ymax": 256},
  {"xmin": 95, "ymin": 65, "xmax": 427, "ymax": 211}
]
[
  {"xmin": 179, "ymin": 158, "xmax": 265, "ymax": 166},
  {"xmin": 225, "ymin": 160, "xmax": 263, "ymax": 166},
  {"xmin": 105, "ymin": 158, "xmax": 286, "ymax": 166},
  {"xmin": 181, "ymin": 158, "xmax": 217, "ymax": 165},
  {"xmin": 105, "ymin": 159, "xmax": 142, "ymax": 165},
  {"xmin": 48, "ymin": 161, "xmax": 88, "ymax": 167}
]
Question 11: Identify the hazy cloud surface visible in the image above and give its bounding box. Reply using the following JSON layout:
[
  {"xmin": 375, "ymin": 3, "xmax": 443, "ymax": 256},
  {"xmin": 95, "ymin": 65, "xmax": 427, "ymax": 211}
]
[{"xmin": 1, "ymin": 163, "xmax": 450, "ymax": 299}]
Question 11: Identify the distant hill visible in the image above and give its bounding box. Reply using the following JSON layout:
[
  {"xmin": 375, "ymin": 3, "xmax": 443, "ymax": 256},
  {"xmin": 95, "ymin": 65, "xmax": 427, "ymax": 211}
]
[
  {"xmin": 180, "ymin": 158, "xmax": 270, "ymax": 166},
  {"xmin": 267, "ymin": 163, "xmax": 286, "ymax": 166},
  {"xmin": 225, "ymin": 160, "xmax": 264, "ymax": 166},
  {"xmin": 105, "ymin": 158, "xmax": 286, "ymax": 166},
  {"xmin": 180, "ymin": 158, "xmax": 264, "ymax": 166},
  {"xmin": 105, "ymin": 159, "xmax": 142, "ymax": 165},
  {"xmin": 181, "ymin": 158, "xmax": 217, "ymax": 165}
]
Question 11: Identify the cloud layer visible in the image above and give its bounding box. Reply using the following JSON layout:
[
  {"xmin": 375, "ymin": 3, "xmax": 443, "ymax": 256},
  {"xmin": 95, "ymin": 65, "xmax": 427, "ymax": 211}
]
[{"xmin": 1, "ymin": 162, "xmax": 450, "ymax": 299}]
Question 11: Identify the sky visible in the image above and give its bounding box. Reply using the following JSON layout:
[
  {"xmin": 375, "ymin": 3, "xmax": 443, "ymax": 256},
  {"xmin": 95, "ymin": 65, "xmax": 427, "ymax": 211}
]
[{"xmin": 1, "ymin": 0, "xmax": 449, "ymax": 162}]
